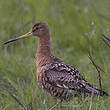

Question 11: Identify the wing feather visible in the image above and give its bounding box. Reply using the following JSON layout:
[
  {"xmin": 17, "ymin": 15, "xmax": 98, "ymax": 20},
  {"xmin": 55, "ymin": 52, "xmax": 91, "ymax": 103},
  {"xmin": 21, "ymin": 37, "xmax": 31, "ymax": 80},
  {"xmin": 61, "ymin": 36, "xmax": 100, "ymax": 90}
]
[{"xmin": 44, "ymin": 58, "xmax": 88, "ymax": 91}]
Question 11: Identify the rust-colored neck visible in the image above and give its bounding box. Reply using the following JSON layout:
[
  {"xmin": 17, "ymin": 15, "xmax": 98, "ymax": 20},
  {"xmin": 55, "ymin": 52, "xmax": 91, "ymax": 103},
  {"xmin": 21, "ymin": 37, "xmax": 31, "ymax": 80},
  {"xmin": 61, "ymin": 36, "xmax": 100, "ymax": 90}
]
[
  {"xmin": 37, "ymin": 33, "xmax": 51, "ymax": 56},
  {"xmin": 36, "ymin": 32, "xmax": 52, "ymax": 67}
]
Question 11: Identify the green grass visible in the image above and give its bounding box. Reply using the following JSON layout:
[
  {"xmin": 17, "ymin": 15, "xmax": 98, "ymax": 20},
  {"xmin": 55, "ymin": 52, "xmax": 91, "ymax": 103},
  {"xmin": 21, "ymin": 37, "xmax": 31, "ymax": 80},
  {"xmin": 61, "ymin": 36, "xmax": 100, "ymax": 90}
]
[{"xmin": 0, "ymin": 0, "xmax": 110, "ymax": 110}]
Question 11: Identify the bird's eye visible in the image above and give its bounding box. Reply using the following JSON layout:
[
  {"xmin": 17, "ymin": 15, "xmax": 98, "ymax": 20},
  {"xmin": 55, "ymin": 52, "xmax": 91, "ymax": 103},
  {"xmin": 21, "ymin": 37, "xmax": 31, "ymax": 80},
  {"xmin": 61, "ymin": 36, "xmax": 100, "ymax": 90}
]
[{"xmin": 36, "ymin": 27, "xmax": 39, "ymax": 30}]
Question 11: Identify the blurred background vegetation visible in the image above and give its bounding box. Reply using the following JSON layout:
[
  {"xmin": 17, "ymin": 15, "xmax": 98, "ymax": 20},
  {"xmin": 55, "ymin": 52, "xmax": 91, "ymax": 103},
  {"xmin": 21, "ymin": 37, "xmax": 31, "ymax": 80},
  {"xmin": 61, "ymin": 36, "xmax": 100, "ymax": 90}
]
[{"xmin": 0, "ymin": 0, "xmax": 110, "ymax": 110}]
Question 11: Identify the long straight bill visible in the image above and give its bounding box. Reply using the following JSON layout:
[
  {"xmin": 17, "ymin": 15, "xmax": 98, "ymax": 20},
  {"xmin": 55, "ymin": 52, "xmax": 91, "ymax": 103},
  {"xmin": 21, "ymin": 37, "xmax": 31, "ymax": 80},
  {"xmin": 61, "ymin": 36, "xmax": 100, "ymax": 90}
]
[{"xmin": 4, "ymin": 32, "xmax": 33, "ymax": 45}]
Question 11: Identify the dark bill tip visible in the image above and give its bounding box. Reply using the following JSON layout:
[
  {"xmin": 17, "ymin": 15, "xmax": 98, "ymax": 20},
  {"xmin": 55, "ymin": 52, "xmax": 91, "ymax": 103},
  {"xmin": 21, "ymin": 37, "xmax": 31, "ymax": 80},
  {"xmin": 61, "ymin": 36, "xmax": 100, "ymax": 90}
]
[{"xmin": 4, "ymin": 38, "xmax": 18, "ymax": 45}]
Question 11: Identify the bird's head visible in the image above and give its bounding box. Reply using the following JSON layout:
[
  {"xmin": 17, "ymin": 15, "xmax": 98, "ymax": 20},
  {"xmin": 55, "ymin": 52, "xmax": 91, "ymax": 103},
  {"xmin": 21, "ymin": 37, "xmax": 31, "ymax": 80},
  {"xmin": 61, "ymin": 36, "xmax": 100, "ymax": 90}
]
[
  {"xmin": 4, "ymin": 22, "xmax": 49, "ymax": 45},
  {"xmin": 32, "ymin": 22, "xmax": 49, "ymax": 37}
]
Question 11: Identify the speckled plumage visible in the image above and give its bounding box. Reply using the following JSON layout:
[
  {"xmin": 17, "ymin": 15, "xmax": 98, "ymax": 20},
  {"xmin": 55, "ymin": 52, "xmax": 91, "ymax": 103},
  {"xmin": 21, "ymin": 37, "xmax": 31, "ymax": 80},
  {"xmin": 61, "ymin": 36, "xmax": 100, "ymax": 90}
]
[
  {"xmin": 37, "ymin": 56, "xmax": 108, "ymax": 100},
  {"xmin": 4, "ymin": 22, "xmax": 108, "ymax": 101}
]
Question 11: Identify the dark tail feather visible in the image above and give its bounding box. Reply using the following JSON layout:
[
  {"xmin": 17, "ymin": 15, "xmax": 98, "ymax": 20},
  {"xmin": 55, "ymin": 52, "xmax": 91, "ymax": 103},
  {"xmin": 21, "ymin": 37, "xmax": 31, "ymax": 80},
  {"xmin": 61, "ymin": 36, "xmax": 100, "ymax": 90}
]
[
  {"xmin": 96, "ymin": 88, "xmax": 109, "ymax": 96},
  {"xmin": 84, "ymin": 83, "xmax": 109, "ymax": 96}
]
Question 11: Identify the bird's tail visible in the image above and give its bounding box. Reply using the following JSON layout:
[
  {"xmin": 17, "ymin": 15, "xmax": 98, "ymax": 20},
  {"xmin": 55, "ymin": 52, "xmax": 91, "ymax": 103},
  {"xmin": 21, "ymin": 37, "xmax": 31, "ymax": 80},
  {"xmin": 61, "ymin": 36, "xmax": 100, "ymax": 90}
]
[
  {"xmin": 84, "ymin": 83, "xmax": 109, "ymax": 96},
  {"xmin": 95, "ymin": 88, "xmax": 109, "ymax": 96}
]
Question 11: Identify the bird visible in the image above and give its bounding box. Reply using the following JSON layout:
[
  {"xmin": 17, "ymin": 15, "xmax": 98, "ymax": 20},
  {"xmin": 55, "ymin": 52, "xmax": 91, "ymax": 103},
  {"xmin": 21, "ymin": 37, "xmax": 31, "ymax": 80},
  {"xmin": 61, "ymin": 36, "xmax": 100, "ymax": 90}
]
[{"xmin": 4, "ymin": 22, "xmax": 108, "ymax": 101}]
